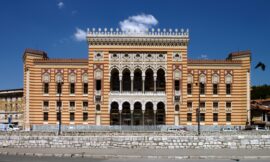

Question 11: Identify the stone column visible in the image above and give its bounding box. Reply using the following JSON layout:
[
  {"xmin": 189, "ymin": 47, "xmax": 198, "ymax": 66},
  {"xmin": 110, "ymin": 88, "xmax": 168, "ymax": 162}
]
[
  {"xmin": 131, "ymin": 110, "xmax": 134, "ymax": 126},
  {"xmin": 142, "ymin": 109, "xmax": 145, "ymax": 127},
  {"xmin": 154, "ymin": 74, "xmax": 157, "ymax": 93},
  {"xmin": 119, "ymin": 75, "xmax": 122, "ymax": 93},
  {"xmin": 154, "ymin": 104, "xmax": 157, "ymax": 126},
  {"xmin": 131, "ymin": 75, "xmax": 134, "ymax": 93},
  {"xmin": 142, "ymin": 75, "xmax": 145, "ymax": 94},
  {"xmin": 119, "ymin": 109, "xmax": 122, "ymax": 127}
]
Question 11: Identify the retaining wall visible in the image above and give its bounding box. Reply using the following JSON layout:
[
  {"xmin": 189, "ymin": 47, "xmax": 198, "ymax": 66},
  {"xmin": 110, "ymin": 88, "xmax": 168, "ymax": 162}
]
[{"xmin": 0, "ymin": 135, "xmax": 270, "ymax": 149}]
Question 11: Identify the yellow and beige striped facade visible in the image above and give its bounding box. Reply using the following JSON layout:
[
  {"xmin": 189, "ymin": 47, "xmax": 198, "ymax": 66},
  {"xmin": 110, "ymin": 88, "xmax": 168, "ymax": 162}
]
[{"xmin": 23, "ymin": 29, "xmax": 251, "ymax": 130}]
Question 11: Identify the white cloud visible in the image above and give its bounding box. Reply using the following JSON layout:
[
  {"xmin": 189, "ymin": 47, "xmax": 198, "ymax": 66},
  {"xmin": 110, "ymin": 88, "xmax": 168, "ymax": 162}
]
[
  {"xmin": 200, "ymin": 54, "xmax": 208, "ymax": 60},
  {"xmin": 74, "ymin": 28, "xmax": 87, "ymax": 42},
  {"xmin": 58, "ymin": 2, "xmax": 64, "ymax": 9},
  {"xmin": 119, "ymin": 14, "xmax": 158, "ymax": 33}
]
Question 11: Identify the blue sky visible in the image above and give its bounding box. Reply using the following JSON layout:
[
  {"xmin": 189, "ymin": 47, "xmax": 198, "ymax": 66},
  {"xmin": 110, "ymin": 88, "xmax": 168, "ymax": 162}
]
[{"xmin": 0, "ymin": 0, "xmax": 269, "ymax": 90}]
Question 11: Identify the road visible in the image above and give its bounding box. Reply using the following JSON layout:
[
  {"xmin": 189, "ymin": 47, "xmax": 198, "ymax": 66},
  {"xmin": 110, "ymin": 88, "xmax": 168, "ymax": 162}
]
[{"xmin": 0, "ymin": 155, "xmax": 270, "ymax": 162}]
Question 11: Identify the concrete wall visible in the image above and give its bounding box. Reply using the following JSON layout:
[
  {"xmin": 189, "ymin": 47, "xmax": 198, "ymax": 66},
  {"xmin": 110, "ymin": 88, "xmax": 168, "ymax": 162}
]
[{"xmin": 1, "ymin": 135, "xmax": 269, "ymax": 149}]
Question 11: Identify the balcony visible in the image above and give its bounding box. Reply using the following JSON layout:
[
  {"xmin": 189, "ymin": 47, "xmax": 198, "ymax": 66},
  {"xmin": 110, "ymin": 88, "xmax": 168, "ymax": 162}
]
[
  {"xmin": 187, "ymin": 107, "xmax": 193, "ymax": 113},
  {"xmin": 109, "ymin": 91, "xmax": 166, "ymax": 104},
  {"xmin": 43, "ymin": 106, "xmax": 49, "ymax": 111}
]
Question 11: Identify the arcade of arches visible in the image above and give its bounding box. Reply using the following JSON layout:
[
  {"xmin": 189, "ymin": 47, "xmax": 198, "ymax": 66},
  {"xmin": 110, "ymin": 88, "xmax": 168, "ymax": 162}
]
[
  {"xmin": 110, "ymin": 101, "xmax": 166, "ymax": 126},
  {"xmin": 110, "ymin": 68, "xmax": 166, "ymax": 93}
]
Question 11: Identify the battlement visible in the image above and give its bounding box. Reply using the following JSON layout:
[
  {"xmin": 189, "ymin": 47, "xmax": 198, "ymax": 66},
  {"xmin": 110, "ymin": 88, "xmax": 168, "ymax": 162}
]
[{"xmin": 87, "ymin": 28, "xmax": 189, "ymax": 47}]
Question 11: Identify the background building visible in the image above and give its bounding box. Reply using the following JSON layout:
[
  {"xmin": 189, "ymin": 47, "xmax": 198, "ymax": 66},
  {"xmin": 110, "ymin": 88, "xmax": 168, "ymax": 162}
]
[
  {"xmin": 0, "ymin": 89, "xmax": 24, "ymax": 127},
  {"xmin": 251, "ymin": 99, "xmax": 270, "ymax": 129},
  {"xmin": 23, "ymin": 28, "xmax": 251, "ymax": 130}
]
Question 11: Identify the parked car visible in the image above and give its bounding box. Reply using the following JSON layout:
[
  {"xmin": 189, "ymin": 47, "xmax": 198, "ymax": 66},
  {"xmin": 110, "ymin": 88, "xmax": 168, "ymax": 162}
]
[
  {"xmin": 167, "ymin": 127, "xmax": 187, "ymax": 132},
  {"xmin": 0, "ymin": 124, "xmax": 20, "ymax": 131},
  {"xmin": 256, "ymin": 127, "xmax": 268, "ymax": 131},
  {"xmin": 220, "ymin": 127, "xmax": 238, "ymax": 132}
]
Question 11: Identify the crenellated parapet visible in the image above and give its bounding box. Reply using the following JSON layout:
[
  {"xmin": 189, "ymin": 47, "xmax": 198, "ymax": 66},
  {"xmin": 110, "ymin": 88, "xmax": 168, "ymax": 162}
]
[{"xmin": 87, "ymin": 28, "xmax": 189, "ymax": 46}]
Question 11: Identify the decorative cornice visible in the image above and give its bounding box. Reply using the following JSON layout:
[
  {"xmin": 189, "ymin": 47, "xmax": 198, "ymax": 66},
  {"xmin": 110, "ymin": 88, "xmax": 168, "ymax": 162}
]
[
  {"xmin": 87, "ymin": 28, "xmax": 189, "ymax": 47},
  {"xmin": 33, "ymin": 59, "xmax": 88, "ymax": 66}
]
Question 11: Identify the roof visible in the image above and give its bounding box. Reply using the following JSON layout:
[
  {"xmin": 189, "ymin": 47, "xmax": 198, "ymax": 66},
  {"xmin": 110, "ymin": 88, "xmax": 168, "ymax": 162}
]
[
  {"xmin": 227, "ymin": 50, "xmax": 251, "ymax": 59},
  {"xmin": 0, "ymin": 88, "xmax": 23, "ymax": 97},
  {"xmin": 187, "ymin": 59, "xmax": 242, "ymax": 64},
  {"xmin": 23, "ymin": 48, "xmax": 48, "ymax": 61},
  {"xmin": 0, "ymin": 88, "xmax": 23, "ymax": 93}
]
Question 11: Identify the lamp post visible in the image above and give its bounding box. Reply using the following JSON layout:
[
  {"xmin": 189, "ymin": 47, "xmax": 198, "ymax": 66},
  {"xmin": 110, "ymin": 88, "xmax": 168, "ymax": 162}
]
[
  {"xmin": 196, "ymin": 82, "xmax": 201, "ymax": 136},
  {"xmin": 58, "ymin": 82, "xmax": 64, "ymax": 135}
]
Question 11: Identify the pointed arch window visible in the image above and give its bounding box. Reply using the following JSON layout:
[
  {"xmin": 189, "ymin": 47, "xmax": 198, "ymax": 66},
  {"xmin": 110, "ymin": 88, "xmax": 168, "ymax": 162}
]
[
  {"xmin": 69, "ymin": 73, "xmax": 76, "ymax": 94},
  {"xmin": 187, "ymin": 74, "xmax": 193, "ymax": 95},
  {"xmin": 82, "ymin": 73, "xmax": 88, "ymax": 94},
  {"xmin": 42, "ymin": 73, "xmax": 50, "ymax": 94},
  {"xmin": 199, "ymin": 74, "xmax": 206, "ymax": 95},
  {"xmin": 225, "ymin": 74, "xmax": 233, "ymax": 95},
  {"xmin": 212, "ymin": 74, "xmax": 219, "ymax": 95},
  {"xmin": 55, "ymin": 73, "xmax": 63, "ymax": 94}
]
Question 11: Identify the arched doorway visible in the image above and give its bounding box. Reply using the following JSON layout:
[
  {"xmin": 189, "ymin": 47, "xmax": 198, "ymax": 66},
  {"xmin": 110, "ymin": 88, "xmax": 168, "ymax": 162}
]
[
  {"xmin": 110, "ymin": 69, "xmax": 120, "ymax": 91},
  {"xmin": 133, "ymin": 102, "xmax": 142, "ymax": 125},
  {"xmin": 144, "ymin": 102, "xmax": 154, "ymax": 125},
  {"xmin": 110, "ymin": 102, "xmax": 119, "ymax": 125},
  {"xmin": 145, "ymin": 68, "xmax": 154, "ymax": 92},
  {"xmin": 156, "ymin": 69, "xmax": 166, "ymax": 91},
  {"xmin": 156, "ymin": 102, "xmax": 166, "ymax": 125},
  {"xmin": 133, "ymin": 69, "xmax": 142, "ymax": 92},
  {"xmin": 122, "ymin": 69, "xmax": 131, "ymax": 92},
  {"xmin": 122, "ymin": 102, "xmax": 131, "ymax": 125}
]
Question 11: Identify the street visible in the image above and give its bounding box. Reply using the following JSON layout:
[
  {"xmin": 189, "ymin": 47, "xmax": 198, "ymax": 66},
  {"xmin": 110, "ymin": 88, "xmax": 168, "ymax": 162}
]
[{"xmin": 0, "ymin": 155, "xmax": 270, "ymax": 162}]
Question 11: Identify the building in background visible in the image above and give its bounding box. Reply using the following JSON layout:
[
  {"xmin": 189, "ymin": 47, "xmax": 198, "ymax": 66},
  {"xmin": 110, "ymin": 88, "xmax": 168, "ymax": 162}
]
[
  {"xmin": 0, "ymin": 89, "xmax": 24, "ymax": 127},
  {"xmin": 23, "ymin": 28, "xmax": 251, "ymax": 130},
  {"xmin": 251, "ymin": 99, "xmax": 270, "ymax": 129}
]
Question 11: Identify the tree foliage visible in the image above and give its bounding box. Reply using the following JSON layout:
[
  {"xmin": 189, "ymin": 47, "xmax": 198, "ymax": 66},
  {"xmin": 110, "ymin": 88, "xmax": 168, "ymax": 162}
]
[{"xmin": 251, "ymin": 84, "xmax": 270, "ymax": 100}]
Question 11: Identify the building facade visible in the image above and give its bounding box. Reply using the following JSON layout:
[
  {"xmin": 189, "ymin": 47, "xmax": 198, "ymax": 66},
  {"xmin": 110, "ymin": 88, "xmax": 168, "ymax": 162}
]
[
  {"xmin": 23, "ymin": 28, "xmax": 251, "ymax": 130},
  {"xmin": 0, "ymin": 89, "xmax": 24, "ymax": 126},
  {"xmin": 251, "ymin": 99, "xmax": 270, "ymax": 129}
]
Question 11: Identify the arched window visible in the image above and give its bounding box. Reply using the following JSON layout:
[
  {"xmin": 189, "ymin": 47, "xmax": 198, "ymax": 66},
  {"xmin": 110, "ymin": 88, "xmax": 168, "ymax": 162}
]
[
  {"xmin": 144, "ymin": 102, "xmax": 154, "ymax": 125},
  {"xmin": 42, "ymin": 73, "xmax": 50, "ymax": 94},
  {"xmin": 225, "ymin": 74, "xmax": 233, "ymax": 95},
  {"xmin": 55, "ymin": 73, "xmax": 63, "ymax": 94},
  {"xmin": 175, "ymin": 105, "xmax": 179, "ymax": 112},
  {"xmin": 82, "ymin": 73, "xmax": 88, "ymax": 94},
  {"xmin": 96, "ymin": 104, "xmax": 101, "ymax": 112},
  {"xmin": 110, "ymin": 69, "xmax": 120, "ymax": 91},
  {"xmin": 156, "ymin": 69, "xmax": 166, "ymax": 91},
  {"xmin": 212, "ymin": 74, "xmax": 219, "ymax": 95},
  {"xmin": 110, "ymin": 102, "xmax": 119, "ymax": 125},
  {"xmin": 133, "ymin": 102, "xmax": 142, "ymax": 125},
  {"xmin": 156, "ymin": 102, "xmax": 165, "ymax": 125},
  {"xmin": 187, "ymin": 74, "xmax": 193, "ymax": 95},
  {"xmin": 133, "ymin": 69, "xmax": 142, "ymax": 91},
  {"xmin": 122, "ymin": 102, "xmax": 131, "ymax": 125},
  {"xmin": 145, "ymin": 69, "xmax": 154, "ymax": 91},
  {"xmin": 199, "ymin": 74, "xmax": 206, "ymax": 95},
  {"xmin": 69, "ymin": 73, "xmax": 76, "ymax": 94},
  {"xmin": 122, "ymin": 69, "xmax": 131, "ymax": 91}
]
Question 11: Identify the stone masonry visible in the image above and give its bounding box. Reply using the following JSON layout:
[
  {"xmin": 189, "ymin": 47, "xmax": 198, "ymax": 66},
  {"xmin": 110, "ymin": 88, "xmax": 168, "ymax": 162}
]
[{"xmin": 0, "ymin": 135, "xmax": 270, "ymax": 149}]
